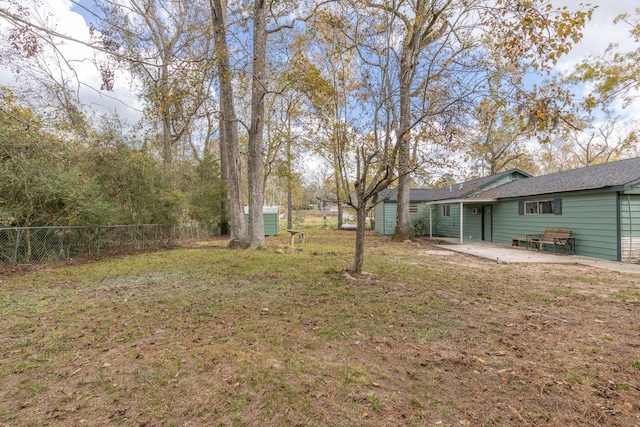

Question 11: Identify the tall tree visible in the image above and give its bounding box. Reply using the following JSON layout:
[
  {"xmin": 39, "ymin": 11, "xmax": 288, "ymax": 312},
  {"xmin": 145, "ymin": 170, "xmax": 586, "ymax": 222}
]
[
  {"xmin": 357, "ymin": 0, "xmax": 594, "ymax": 240},
  {"xmin": 246, "ymin": 0, "xmax": 267, "ymax": 248},
  {"xmin": 300, "ymin": 8, "xmax": 358, "ymax": 230},
  {"xmin": 208, "ymin": 0, "xmax": 247, "ymax": 248},
  {"xmin": 262, "ymin": 83, "xmax": 306, "ymax": 229},
  {"xmin": 93, "ymin": 0, "xmax": 213, "ymax": 177},
  {"xmin": 539, "ymin": 113, "xmax": 639, "ymax": 172},
  {"xmin": 466, "ymin": 46, "xmax": 534, "ymax": 175}
]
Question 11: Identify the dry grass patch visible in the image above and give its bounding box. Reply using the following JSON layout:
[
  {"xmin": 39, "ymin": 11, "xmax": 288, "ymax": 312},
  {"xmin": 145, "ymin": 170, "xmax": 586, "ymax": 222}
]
[{"xmin": 1, "ymin": 228, "xmax": 639, "ymax": 426}]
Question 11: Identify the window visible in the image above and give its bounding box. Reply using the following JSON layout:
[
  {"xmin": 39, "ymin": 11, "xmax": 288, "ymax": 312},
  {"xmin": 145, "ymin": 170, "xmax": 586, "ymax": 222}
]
[
  {"xmin": 442, "ymin": 205, "xmax": 451, "ymax": 217},
  {"xmin": 409, "ymin": 203, "xmax": 418, "ymax": 214},
  {"xmin": 522, "ymin": 199, "xmax": 561, "ymax": 215},
  {"xmin": 540, "ymin": 201, "xmax": 554, "ymax": 214}
]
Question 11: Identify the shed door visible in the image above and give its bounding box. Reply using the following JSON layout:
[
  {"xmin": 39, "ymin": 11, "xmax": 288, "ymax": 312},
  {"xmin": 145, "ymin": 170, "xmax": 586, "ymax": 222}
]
[{"xmin": 482, "ymin": 205, "xmax": 492, "ymax": 242}]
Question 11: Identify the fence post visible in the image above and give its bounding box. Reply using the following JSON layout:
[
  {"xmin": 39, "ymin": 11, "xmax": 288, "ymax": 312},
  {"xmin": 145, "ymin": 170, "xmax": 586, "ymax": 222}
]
[
  {"xmin": 12, "ymin": 228, "xmax": 21, "ymax": 271},
  {"xmin": 141, "ymin": 225, "xmax": 145, "ymax": 250}
]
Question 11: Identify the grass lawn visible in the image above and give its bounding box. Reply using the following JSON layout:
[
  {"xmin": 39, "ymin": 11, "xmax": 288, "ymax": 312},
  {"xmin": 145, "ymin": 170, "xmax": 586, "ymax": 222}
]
[{"xmin": 1, "ymin": 213, "xmax": 639, "ymax": 426}]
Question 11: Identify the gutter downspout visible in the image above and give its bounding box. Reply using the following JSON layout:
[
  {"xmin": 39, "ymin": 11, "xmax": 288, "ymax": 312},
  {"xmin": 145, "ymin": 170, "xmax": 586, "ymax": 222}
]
[
  {"xmin": 459, "ymin": 202, "xmax": 464, "ymax": 245},
  {"xmin": 628, "ymin": 194, "xmax": 633, "ymax": 263}
]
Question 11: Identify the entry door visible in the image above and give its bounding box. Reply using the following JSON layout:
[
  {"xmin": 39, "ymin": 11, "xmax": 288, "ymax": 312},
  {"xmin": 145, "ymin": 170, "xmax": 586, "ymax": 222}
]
[{"xmin": 482, "ymin": 205, "xmax": 492, "ymax": 242}]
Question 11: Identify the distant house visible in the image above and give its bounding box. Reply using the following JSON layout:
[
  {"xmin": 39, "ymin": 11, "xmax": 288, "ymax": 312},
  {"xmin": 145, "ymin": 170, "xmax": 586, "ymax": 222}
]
[
  {"xmin": 377, "ymin": 158, "xmax": 640, "ymax": 263},
  {"xmin": 374, "ymin": 169, "xmax": 531, "ymax": 236},
  {"xmin": 374, "ymin": 188, "xmax": 436, "ymax": 236}
]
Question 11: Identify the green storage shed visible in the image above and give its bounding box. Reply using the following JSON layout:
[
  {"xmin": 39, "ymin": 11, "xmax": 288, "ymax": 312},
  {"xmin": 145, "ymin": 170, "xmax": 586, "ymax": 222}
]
[{"xmin": 244, "ymin": 206, "xmax": 280, "ymax": 236}]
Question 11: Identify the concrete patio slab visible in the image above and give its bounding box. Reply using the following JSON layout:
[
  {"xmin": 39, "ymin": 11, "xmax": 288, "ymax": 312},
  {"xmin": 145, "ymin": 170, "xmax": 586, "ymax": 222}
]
[{"xmin": 431, "ymin": 239, "xmax": 640, "ymax": 274}]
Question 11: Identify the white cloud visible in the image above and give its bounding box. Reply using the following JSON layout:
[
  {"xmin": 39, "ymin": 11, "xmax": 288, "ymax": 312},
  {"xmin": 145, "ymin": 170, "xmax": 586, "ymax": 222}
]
[
  {"xmin": 0, "ymin": 0, "xmax": 142, "ymax": 124},
  {"xmin": 555, "ymin": 0, "xmax": 637, "ymax": 73}
]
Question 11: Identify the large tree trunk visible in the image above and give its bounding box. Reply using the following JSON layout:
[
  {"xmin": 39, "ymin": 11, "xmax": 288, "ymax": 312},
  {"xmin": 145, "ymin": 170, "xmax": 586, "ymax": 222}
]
[
  {"xmin": 160, "ymin": 62, "xmax": 173, "ymax": 177},
  {"xmin": 286, "ymin": 134, "xmax": 293, "ymax": 230},
  {"xmin": 247, "ymin": 0, "xmax": 267, "ymax": 248},
  {"xmin": 218, "ymin": 114, "xmax": 229, "ymax": 235},
  {"xmin": 334, "ymin": 168, "xmax": 343, "ymax": 229},
  {"xmin": 162, "ymin": 106, "xmax": 172, "ymax": 177},
  {"xmin": 393, "ymin": 51, "xmax": 414, "ymax": 240},
  {"xmin": 209, "ymin": 0, "xmax": 246, "ymax": 248},
  {"xmin": 351, "ymin": 205, "xmax": 368, "ymax": 274}
]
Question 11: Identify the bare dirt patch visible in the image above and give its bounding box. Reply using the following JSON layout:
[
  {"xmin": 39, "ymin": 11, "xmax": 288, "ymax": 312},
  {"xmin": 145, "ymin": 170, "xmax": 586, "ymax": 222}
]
[{"xmin": 1, "ymin": 230, "xmax": 638, "ymax": 426}]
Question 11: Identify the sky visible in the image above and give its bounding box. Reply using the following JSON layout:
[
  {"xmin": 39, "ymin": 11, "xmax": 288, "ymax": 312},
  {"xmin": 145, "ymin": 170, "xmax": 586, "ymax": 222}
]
[
  {"xmin": 554, "ymin": 0, "xmax": 640, "ymax": 119},
  {"xmin": 555, "ymin": 0, "xmax": 636, "ymax": 71},
  {"xmin": 0, "ymin": 0, "xmax": 143, "ymax": 124},
  {"xmin": 0, "ymin": 0, "xmax": 638, "ymax": 127}
]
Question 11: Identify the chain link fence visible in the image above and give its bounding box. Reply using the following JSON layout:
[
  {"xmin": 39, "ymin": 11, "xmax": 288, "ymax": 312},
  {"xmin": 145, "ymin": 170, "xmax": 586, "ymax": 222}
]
[{"xmin": 0, "ymin": 223, "xmax": 218, "ymax": 272}]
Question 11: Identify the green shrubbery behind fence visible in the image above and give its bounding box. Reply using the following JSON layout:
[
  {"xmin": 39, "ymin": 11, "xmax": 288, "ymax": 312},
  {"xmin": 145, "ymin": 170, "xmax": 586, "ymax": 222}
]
[{"xmin": 0, "ymin": 223, "xmax": 217, "ymax": 271}]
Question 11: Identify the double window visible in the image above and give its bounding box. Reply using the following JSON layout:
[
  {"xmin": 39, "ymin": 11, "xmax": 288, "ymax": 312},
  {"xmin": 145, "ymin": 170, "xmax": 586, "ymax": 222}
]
[
  {"xmin": 441, "ymin": 205, "xmax": 451, "ymax": 217},
  {"xmin": 521, "ymin": 199, "xmax": 562, "ymax": 215}
]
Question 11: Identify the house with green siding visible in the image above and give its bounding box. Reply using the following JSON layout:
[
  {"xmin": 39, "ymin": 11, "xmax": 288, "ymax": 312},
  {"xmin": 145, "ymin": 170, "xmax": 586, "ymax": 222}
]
[
  {"xmin": 374, "ymin": 169, "xmax": 530, "ymax": 236},
  {"xmin": 460, "ymin": 158, "xmax": 640, "ymax": 263},
  {"xmin": 374, "ymin": 189, "xmax": 436, "ymax": 236}
]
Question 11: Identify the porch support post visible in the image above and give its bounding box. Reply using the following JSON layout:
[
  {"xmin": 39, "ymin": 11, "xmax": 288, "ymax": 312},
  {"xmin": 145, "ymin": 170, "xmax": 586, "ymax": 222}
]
[{"xmin": 429, "ymin": 204, "xmax": 433, "ymax": 238}]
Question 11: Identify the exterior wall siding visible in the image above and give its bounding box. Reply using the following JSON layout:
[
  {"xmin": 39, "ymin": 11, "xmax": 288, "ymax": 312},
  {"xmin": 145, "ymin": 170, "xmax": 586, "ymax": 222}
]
[
  {"xmin": 374, "ymin": 203, "xmax": 385, "ymax": 235},
  {"xmin": 244, "ymin": 212, "xmax": 279, "ymax": 236},
  {"xmin": 619, "ymin": 191, "xmax": 640, "ymax": 262},
  {"xmin": 383, "ymin": 203, "xmax": 397, "ymax": 235},
  {"xmin": 375, "ymin": 202, "xmax": 432, "ymax": 236},
  {"xmin": 464, "ymin": 205, "xmax": 483, "ymax": 241},
  {"xmin": 373, "ymin": 202, "xmax": 400, "ymax": 236},
  {"xmin": 490, "ymin": 192, "xmax": 619, "ymax": 261},
  {"xmin": 433, "ymin": 204, "xmax": 461, "ymax": 237},
  {"xmin": 264, "ymin": 212, "xmax": 280, "ymax": 236}
]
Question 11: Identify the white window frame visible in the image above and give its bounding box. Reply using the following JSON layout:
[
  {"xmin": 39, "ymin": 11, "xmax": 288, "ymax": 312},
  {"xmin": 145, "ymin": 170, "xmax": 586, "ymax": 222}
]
[{"xmin": 441, "ymin": 205, "xmax": 451, "ymax": 217}]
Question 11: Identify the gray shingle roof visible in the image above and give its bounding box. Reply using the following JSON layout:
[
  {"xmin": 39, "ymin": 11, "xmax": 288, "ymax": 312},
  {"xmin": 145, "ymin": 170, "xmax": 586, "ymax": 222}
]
[
  {"xmin": 432, "ymin": 169, "xmax": 529, "ymax": 200},
  {"xmin": 377, "ymin": 188, "xmax": 437, "ymax": 202},
  {"xmin": 472, "ymin": 157, "xmax": 640, "ymax": 200},
  {"xmin": 378, "ymin": 169, "xmax": 529, "ymax": 202}
]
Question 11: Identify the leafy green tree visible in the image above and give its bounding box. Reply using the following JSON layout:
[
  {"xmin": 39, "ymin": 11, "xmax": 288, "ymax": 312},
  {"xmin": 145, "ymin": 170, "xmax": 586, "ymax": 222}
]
[
  {"xmin": 0, "ymin": 88, "xmax": 117, "ymax": 227},
  {"xmin": 81, "ymin": 141, "xmax": 182, "ymax": 225},
  {"xmin": 187, "ymin": 153, "xmax": 224, "ymax": 227}
]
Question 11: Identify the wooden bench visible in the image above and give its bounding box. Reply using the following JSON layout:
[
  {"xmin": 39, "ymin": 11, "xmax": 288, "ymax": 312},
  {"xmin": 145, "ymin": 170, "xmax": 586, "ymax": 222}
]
[{"xmin": 526, "ymin": 228, "xmax": 575, "ymax": 255}]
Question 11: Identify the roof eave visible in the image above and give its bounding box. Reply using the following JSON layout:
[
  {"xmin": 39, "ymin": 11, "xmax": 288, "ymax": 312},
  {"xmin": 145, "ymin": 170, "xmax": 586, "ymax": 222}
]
[{"xmin": 428, "ymin": 198, "xmax": 497, "ymax": 204}]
